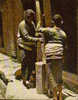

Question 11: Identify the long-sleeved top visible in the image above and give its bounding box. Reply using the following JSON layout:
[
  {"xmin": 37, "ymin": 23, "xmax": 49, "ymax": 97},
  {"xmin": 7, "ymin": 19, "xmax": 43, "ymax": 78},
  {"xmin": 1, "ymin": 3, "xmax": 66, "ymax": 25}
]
[
  {"xmin": 17, "ymin": 20, "xmax": 38, "ymax": 51},
  {"xmin": 38, "ymin": 27, "xmax": 67, "ymax": 60}
]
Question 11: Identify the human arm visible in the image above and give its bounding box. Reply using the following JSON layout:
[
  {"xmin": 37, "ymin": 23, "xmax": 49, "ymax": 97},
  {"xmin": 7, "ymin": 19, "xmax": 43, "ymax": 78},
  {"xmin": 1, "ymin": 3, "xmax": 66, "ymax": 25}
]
[
  {"xmin": 36, "ymin": 27, "xmax": 52, "ymax": 36},
  {"xmin": 19, "ymin": 23, "xmax": 43, "ymax": 42}
]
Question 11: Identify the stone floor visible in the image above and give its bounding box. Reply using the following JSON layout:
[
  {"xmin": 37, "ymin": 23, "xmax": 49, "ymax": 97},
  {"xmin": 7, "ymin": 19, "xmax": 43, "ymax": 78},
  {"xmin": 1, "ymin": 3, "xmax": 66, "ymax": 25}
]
[
  {"xmin": 0, "ymin": 53, "xmax": 78, "ymax": 100},
  {"xmin": 0, "ymin": 53, "xmax": 21, "ymax": 80},
  {"xmin": 0, "ymin": 53, "xmax": 49, "ymax": 99}
]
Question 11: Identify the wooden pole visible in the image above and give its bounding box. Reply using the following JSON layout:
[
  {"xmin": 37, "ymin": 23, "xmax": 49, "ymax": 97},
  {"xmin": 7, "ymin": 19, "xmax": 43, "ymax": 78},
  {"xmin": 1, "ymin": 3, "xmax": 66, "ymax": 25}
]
[
  {"xmin": 36, "ymin": 0, "xmax": 42, "ymax": 28},
  {"xmin": 43, "ymin": 0, "xmax": 52, "ymax": 27},
  {"xmin": 35, "ymin": 0, "xmax": 46, "ymax": 94},
  {"xmin": 35, "ymin": 0, "xmax": 43, "ymax": 62}
]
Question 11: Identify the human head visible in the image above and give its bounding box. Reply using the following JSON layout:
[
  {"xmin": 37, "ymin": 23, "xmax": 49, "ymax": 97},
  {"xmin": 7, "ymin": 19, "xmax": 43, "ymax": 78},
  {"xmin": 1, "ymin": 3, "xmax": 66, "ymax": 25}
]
[
  {"xmin": 24, "ymin": 9, "xmax": 35, "ymax": 23},
  {"xmin": 52, "ymin": 14, "xmax": 63, "ymax": 27}
]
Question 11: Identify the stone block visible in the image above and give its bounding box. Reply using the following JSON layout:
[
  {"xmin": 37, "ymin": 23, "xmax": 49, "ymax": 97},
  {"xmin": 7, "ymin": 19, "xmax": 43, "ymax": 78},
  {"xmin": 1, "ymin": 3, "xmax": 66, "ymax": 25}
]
[{"xmin": 35, "ymin": 61, "xmax": 48, "ymax": 94}]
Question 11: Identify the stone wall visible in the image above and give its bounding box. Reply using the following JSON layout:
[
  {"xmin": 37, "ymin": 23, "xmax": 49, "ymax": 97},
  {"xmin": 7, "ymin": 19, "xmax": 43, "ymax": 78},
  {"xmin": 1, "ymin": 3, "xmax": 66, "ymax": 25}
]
[{"xmin": 0, "ymin": 0, "xmax": 23, "ymax": 57}]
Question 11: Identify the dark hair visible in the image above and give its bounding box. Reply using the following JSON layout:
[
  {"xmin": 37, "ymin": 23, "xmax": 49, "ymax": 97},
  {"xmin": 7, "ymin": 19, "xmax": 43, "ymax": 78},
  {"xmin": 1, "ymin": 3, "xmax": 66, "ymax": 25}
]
[
  {"xmin": 52, "ymin": 14, "xmax": 63, "ymax": 27},
  {"xmin": 24, "ymin": 9, "xmax": 35, "ymax": 19}
]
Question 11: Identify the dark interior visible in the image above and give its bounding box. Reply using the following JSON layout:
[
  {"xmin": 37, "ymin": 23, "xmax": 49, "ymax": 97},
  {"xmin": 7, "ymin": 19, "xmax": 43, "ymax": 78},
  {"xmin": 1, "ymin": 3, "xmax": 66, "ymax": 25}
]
[
  {"xmin": 0, "ymin": 11, "xmax": 4, "ymax": 47},
  {"xmin": 51, "ymin": 0, "xmax": 77, "ymax": 73},
  {"xmin": 21, "ymin": 0, "xmax": 36, "ymax": 11}
]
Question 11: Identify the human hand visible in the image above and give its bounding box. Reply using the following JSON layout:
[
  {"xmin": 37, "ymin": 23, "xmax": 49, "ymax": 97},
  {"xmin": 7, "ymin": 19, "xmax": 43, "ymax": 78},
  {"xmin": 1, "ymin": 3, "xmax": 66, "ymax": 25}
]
[{"xmin": 38, "ymin": 38, "xmax": 44, "ymax": 43}]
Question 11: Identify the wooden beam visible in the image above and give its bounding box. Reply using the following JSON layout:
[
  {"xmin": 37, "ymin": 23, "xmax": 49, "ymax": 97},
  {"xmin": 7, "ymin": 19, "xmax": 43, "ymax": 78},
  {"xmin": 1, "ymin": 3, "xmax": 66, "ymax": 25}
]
[
  {"xmin": 43, "ymin": 0, "xmax": 52, "ymax": 27},
  {"xmin": 35, "ymin": 0, "xmax": 43, "ymax": 62}
]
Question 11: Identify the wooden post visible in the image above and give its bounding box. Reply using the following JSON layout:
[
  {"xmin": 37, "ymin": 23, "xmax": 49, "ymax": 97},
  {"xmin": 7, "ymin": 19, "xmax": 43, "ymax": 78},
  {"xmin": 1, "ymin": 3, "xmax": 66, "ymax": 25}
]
[
  {"xmin": 35, "ymin": 0, "xmax": 52, "ymax": 94},
  {"xmin": 42, "ymin": 0, "xmax": 52, "ymax": 94},
  {"xmin": 43, "ymin": 0, "xmax": 52, "ymax": 27},
  {"xmin": 35, "ymin": 0, "xmax": 42, "ymax": 62},
  {"xmin": 35, "ymin": 0, "xmax": 46, "ymax": 94},
  {"xmin": 36, "ymin": 0, "xmax": 42, "ymax": 27}
]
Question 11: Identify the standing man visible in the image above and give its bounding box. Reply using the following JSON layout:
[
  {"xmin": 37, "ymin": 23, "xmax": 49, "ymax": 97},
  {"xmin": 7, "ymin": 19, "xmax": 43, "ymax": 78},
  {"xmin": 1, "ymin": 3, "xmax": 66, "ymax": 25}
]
[
  {"xmin": 17, "ymin": 9, "xmax": 42, "ymax": 87},
  {"xmin": 38, "ymin": 14, "xmax": 67, "ymax": 100}
]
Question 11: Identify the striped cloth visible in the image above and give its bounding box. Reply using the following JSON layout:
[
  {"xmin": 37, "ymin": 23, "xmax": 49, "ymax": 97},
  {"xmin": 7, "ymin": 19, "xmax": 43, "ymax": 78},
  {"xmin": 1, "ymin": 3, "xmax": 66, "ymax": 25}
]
[{"xmin": 45, "ymin": 43, "xmax": 64, "ymax": 60}]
